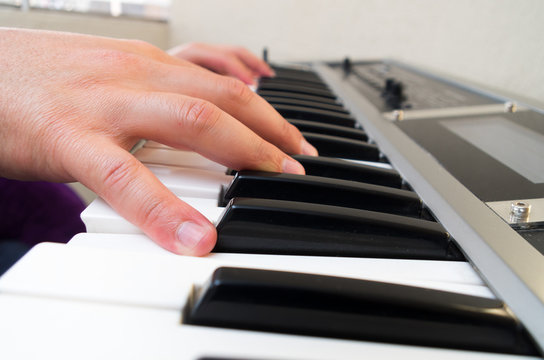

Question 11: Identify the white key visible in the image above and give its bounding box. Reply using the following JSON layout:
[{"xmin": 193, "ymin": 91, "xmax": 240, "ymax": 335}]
[
  {"xmin": 0, "ymin": 244, "xmax": 522, "ymax": 360},
  {"xmin": 135, "ymin": 147, "xmax": 227, "ymax": 172},
  {"xmin": 0, "ymin": 293, "xmax": 521, "ymax": 360},
  {"xmin": 66, "ymin": 233, "xmax": 493, "ymax": 297},
  {"xmin": 0, "ymin": 243, "xmax": 205, "ymax": 309},
  {"xmin": 81, "ymin": 197, "xmax": 224, "ymax": 234},
  {"xmin": 1, "ymin": 242, "xmax": 493, "ymax": 310},
  {"xmin": 143, "ymin": 140, "xmax": 173, "ymax": 149},
  {"xmin": 147, "ymin": 164, "xmax": 231, "ymax": 198}
]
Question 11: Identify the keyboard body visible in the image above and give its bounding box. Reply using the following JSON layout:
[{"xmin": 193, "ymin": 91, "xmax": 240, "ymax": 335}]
[{"xmin": 0, "ymin": 59, "xmax": 543, "ymax": 359}]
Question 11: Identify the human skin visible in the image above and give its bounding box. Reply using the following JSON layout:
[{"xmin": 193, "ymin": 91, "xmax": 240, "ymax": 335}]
[
  {"xmin": 168, "ymin": 42, "xmax": 276, "ymax": 85},
  {"xmin": 0, "ymin": 28, "xmax": 317, "ymax": 256}
]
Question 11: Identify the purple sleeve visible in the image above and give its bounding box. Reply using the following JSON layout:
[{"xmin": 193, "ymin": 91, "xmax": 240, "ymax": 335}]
[{"xmin": 0, "ymin": 178, "xmax": 86, "ymax": 247}]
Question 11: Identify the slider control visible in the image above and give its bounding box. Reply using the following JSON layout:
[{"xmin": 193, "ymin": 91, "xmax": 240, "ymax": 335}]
[
  {"xmin": 215, "ymin": 198, "xmax": 462, "ymax": 260},
  {"xmin": 185, "ymin": 267, "xmax": 538, "ymax": 356}
]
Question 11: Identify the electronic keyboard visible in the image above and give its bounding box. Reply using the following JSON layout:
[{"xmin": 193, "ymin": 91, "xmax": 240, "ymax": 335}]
[{"xmin": 1, "ymin": 59, "xmax": 543, "ymax": 359}]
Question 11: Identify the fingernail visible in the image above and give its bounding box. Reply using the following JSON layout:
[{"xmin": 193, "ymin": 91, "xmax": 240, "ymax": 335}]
[
  {"xmin": 301, "ymin": 139, "xmax": 318, "ymax": 156},
  {"xmin": 176, "ymin": 221, "xmax": 208, "ymax": 250},
  {"xmin": 282, "ymin": 157, "xmax": 305, "ymax": 175}
]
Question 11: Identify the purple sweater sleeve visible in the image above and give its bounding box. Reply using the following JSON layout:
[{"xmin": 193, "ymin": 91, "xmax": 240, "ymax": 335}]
[{"xmin": 0, "ymin": 178, "xmax": 86, "ymax": 246}]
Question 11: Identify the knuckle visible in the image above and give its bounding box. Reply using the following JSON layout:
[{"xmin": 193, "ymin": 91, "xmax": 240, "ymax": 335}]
[
  {"xmin": 129, "ymin": 39, "xmax": 165, "ymax": 58},
  {"xmin": 247, "ymin": 139, "xmax": 276, "ymax": 168},
  {"xmin": 100, "ymin": 156, "xmax": 140, "ymax": 193},
  {"xmin": 139, "ymin": 196, "xmax": 170, "ymax": 230},
  {"xmin": 283, "ymin": 121, "xmax": 302, "ymax": 145},
  {"xmin": 283, "ymin": 121, "xmax": 299, "ymax": 138},
  {"xmin": 224, "ymin": 77, "xmax": 253, "ymax": 105},
  {"xmin": 128, "ymin": 39, "xmax": 153, "ymax": 49},
  {"xmin": 180, "ymin": 99, "xmax": 221, "ymax": 138}
]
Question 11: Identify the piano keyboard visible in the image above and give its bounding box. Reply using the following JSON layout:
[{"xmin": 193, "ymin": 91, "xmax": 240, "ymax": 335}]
[{"xmin": 0, "ymin": 60, "xmax": 542, "ymax": 359}]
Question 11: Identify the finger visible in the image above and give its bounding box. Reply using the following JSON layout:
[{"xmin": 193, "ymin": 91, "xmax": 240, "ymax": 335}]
[
  {"xmin": 122, "ymin": 91, "xmax": 306, "ymax": 175},
  {"xmin": 68, "ymin": 136, "xmax": 216, "ymax": 256},
  {"xmin": 170, "ymin": 44, "xmax": 257, "ymax": 85},
  {"xmin": 229, "ymin": 46, "xmax": 274, "ymax": 77},
  {"xmin": 131, "ymin": 64, "xmax": 318, "ymax": 157},
  {"xmin": 216, "ymin": 55, "xmax": 256, "ymax": 85}
]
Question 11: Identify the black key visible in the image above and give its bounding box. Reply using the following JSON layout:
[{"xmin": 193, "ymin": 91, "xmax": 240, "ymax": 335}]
[
  {"xmin": 215, "ymin": 198, "xmax": 462, "ymax": 260},
  {"xmin": 219, "ymin": 171, "xmax": 421, "ymax": 217},
  {"xmin": 270, "ymin": 65, "xmax": 318, "ymax": 75},
  {"xmin": 259, "ymin": 77, "xmax": 330, "ymax": 90},
  {"xmin": 275, "ymin": 105, "xmax": 356, "ymax": 127},
  {"xmin": 261, "ymin": 75, "xmax": 327, "ymax": 87},
  {"xmin": 303, "ymin": 132, "xmax": 380, "ymax": 161},
  {"xmin": 185, "ymin": 267, "xmax": 538, "ymax": 356},
  {"xmin": 259, "ymin": 90, "xmax": 341, "ymax": 106},
  {"xmin": 293, "ymin": 155, "xmax": 402, "ymax": 188},
  {"xmin": 258, "ymin": 83, "xmax": 336, "ymax": 99},
  {"xmin": 265, "ymin": 96, "xmax": 350, "ymax": 114},
  {"xmin": 270, "ymin": 66, "xmax": 322, "ymax": 82},
  {"xmin": 288, "ymin": 119, "xmax": 367, "ymax": 141}
]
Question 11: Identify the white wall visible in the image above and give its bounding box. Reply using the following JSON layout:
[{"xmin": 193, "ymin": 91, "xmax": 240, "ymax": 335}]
[{"xmin": 169, "ymin": 0, "xmax": 544, "ymax": 104}]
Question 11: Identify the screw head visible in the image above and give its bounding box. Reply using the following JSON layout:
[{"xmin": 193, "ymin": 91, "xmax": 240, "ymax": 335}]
[
  {"xmin": 392, "ymin": 110, "xmax": 404, "ymax": 121},
  {"xmin": 510, "ymin": 201, "xmax": 531, "ymax": 222},
  {"xmin": 504, "ymin": 101, "xmax": 517, "ymax": 113}
]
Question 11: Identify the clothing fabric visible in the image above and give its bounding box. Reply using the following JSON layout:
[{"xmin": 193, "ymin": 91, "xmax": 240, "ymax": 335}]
[{"xmin": 0, "ymin": 178, "xmax": 86, "ymax": 275}]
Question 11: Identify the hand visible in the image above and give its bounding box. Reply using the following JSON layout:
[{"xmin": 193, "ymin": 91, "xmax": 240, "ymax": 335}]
[
  {"xmin": 168, "ymin": 42, "xmax": 274, "ymax": 85},
  {"xmin": 0, "ymin": 28, "xmax": 317, "ymax": 256}
]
